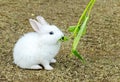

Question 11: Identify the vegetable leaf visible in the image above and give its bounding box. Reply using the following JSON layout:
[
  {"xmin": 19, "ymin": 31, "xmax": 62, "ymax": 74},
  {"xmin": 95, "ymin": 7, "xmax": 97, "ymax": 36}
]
[{"xmin": 69, "ymin": 0, "xmax": 96, "ymax": 63}]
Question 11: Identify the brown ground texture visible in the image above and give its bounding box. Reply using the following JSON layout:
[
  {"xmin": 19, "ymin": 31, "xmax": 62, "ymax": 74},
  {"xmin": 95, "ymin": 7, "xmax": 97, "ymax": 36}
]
[{"xmin": 0, "ymin": 0, "xmax": 120, "ymax": 82}]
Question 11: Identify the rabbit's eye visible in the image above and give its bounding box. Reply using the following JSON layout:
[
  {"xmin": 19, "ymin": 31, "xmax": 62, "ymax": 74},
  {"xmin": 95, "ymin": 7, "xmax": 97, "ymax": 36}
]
[{"xmin": 49, "ymin": 31, "xmax": 54, "ymax": 35}]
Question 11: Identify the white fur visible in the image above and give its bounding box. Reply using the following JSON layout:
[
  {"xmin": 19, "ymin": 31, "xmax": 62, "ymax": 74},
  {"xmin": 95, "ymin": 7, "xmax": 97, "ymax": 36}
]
[{"xmin": 13, "ymin": 16, "xmax": 64, "ymax": 70}]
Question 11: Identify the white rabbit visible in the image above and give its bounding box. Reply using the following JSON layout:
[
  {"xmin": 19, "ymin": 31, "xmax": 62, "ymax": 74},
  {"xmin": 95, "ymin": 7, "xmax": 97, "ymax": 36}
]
[{"xmin": 13, "ymin": 16, "xmax": 64, "ymax": 70}]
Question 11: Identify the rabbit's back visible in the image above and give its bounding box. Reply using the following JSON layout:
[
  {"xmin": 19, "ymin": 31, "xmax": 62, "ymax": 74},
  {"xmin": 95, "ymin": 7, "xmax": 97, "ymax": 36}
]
[{"xmin": 13, "ymin": 32, "xmax": 42, "ymax": 66}]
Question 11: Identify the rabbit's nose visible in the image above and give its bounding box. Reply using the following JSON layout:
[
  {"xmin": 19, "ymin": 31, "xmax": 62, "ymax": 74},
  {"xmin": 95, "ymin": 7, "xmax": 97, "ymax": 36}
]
[{"xmin": 61, "ymin": 36, "xmax": 65, "ymax": 40}]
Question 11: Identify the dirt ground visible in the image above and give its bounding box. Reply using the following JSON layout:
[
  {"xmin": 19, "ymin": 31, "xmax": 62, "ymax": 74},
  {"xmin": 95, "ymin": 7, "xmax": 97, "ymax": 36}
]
[{"xmin": 0, "ymin": 0, "xmax": 120, "ymax": 82}]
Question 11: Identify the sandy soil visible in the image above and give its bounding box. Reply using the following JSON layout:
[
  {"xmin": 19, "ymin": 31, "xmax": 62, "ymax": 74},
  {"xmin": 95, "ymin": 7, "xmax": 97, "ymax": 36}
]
[{"xmin": 0, "ymin": 0, "xmax": 120, "ymax": 82}]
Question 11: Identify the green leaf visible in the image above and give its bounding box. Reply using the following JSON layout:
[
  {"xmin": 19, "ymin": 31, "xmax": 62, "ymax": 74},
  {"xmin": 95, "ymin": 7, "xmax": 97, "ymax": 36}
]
[
  {"xmin": 73, "ymin": 0, "xmax": 96, "ymax": 37},
  {"xmin": 69, "ymin": 25, "xmax": 86, "ymax": 36},
  {"xmin": 82, "ymin": 27, "xmax": 87, "ymax": 36},
  {"xmin": 63, "ymin": 36, "xmax": 69, "ymax": 41},
  {"xmin": 59, "ymin": 36, "xmax": 69, "ymax": 42},
  {"xmin": 72, "ymin": 49, "xmax": 85, "ymax": 63},
  {"xmin": 68, "ymin": 26, "xmax": 76, "ymax": 32},
  {"xmin": 72, "ymin": 16, "xmax": 89, "ymax": 50},
  {"xmin": 67, "ymin": 0, "xmax": 96, "ymax": 62}
]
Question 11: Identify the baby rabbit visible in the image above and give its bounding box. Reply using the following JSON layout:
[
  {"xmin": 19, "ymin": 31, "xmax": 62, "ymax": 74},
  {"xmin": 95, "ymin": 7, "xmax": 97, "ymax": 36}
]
[{"xmin": 13, "ymin": 16, "xmax": 64, "ymax": 70}]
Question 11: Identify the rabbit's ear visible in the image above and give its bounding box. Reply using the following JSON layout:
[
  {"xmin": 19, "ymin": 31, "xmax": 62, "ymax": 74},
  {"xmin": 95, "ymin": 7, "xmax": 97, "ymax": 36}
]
[
  {"xmin": 36, "ymin": 16, "xmax": 49, "ymax": 25},
  {"xmin": 29, "ymin": 19, "xmax": 41, "ymax": 32}
]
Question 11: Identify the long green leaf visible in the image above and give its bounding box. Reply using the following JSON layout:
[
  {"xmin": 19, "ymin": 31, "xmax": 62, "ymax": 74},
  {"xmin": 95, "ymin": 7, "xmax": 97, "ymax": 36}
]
[
  {"xmin": 72, "ymin": 50, "xmax": 85, "ymax": 63},
  {"xmin": 72, "ymin": 16, "xmax": 89, "ymax": 50},
  {"xmin": 73, "ymin": 0, "xmax": 96, "ymax": 37},
  {"xmin": 67, "ymin": 0, "xmax": 96, "ymax": 62},
  {"xmin": 68, "ymin": 26, "xmax": 76, "ymax": 32}
]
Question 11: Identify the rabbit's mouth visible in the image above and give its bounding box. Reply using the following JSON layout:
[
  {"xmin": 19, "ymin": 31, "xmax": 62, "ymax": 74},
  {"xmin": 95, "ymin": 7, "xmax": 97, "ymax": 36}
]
[{"xmin": 59, "ymin": 36, "xmax": 69, "ymax": 42}]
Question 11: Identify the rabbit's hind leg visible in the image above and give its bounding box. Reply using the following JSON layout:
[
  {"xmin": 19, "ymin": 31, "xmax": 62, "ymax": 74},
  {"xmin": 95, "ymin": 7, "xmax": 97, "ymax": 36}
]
[{"xmin": 41, "ymin": 61, "xmax": 53, "ymax": 70}]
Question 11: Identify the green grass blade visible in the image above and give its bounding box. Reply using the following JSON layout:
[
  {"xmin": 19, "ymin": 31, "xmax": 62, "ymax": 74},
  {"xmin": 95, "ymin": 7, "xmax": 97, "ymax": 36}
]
[
  {"xmin": 82, "ymin": 26, "xmax": 87, "ymax": 35},
  {"xmin": 88, "ymin": 0, "xmax": 96, "ymax": 16},
  {"xmin": 73, "ymin": 0, "xmax": 95, "ymax": 37},
  {"xmin": 68, "ymin": 0, "xmax": 96, "ymax": 62},
  {"xmin": 72, "ymin": 49, "xmax": 85, "ymax": 63},
  {"xmin": 68, "ymin": 26, "xmax": 76, "ymax": 32},
  {"xmin": 72, "ymin": 16, "xmax": 89, "ymax": 50},
  {"xmin": 59, "ymin": 36, "xmax": 69, "ymax": 42}
]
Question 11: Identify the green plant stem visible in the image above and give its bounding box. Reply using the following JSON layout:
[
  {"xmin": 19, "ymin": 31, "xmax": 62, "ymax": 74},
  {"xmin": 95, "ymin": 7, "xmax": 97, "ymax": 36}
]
[{"xmin": 88, "ymin": 0, "xmax": 96, "ymax": 16}]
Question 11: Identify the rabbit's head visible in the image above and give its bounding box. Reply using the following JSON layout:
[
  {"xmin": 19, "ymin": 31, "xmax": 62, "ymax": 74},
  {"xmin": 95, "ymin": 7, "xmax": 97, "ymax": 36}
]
[{"xmin": 29, "ymin": 16, "xmax": 64, "ymax": 44}]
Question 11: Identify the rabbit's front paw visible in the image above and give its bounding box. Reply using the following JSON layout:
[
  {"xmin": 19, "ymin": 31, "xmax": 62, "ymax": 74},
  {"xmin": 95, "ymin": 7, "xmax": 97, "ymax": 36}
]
[
  {"xmin": 50, "ymin": 58, "xmax": 56, "ymax": 63},
  {"xmin": 30, "ymin": 65, "xmax": 42, "ymax": 69},
  {"xmin": 44, "ymin": 65, "xmax": 53, "ymax": 70}
]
